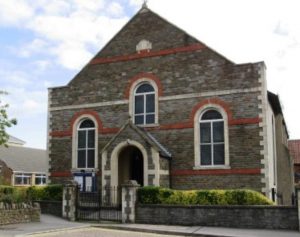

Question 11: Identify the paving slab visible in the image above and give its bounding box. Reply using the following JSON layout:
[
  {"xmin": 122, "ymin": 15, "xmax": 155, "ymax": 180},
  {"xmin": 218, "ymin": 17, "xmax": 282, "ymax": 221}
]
[
  {"xmin": 0, "ymin": 215, "xmax": 89, "ymax": 237},
  {"xmin": 94, "ymin": 223, "xmax": 300, "ymax": 237}
]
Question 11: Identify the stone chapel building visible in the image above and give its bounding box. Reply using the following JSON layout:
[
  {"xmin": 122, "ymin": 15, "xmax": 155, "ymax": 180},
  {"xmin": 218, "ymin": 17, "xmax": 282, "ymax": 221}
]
[{"xmin": 48, "ymin": 5, "xmax": 294, "ymax": 204}]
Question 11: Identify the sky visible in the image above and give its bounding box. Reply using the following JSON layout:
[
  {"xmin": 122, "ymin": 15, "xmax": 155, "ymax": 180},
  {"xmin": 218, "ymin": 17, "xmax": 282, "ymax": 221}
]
[{"xmin": 0, "ymin": 0, "xmax": 300, "ymax": 149}]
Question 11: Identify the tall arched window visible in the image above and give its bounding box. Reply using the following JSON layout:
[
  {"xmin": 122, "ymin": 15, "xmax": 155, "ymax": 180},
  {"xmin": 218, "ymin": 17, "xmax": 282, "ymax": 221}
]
[
  {"xmin": 134, "ymin": 83, "xmax": 155, "ymax": 125},
  {"xmin": 199, "ymin": 110, "xmax": 225, "ymax": 166},
  {"xmin": 77, "ymin": 119, "xmax": 96, "ymax": 168}
]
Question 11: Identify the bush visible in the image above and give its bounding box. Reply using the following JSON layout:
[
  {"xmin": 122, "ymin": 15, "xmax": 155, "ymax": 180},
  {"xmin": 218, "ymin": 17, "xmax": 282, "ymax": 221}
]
[
  {"xmin": 0, "ymin": 185, "xmax": 63, "ymax": 204},
  {"xmin": 0, "ymin": 186, "xmax": 28, "ymax": 203},
  {"xmin": 27, "ymin": 185, "xmax": 63, "ymax": 201},
  {"xmin": 138, "ymin": 187, "xmax": 273, "ymax": 206}
]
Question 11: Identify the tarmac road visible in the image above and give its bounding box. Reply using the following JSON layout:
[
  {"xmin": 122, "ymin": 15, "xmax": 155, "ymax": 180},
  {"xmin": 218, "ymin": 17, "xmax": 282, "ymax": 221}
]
[{"xmin": 26, "ymin": 227, "xmax": 183, "ymax": 237}]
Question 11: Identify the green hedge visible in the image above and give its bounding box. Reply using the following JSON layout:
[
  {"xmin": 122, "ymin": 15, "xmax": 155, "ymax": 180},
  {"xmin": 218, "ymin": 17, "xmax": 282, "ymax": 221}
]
[
  {"xmin": 0, "ymin": 186, "xmax": 28, "ymax": 203},
  {"xmin": 0, "ymin": 185, "xmax": 63, "ymax": 203},
  {"xmin": 26, "ymin": 185, "xmax": 63, "ymax": 201},
  {"xmin": 138, "ymin": 187, "xmax": 273, "ymax": 205}
]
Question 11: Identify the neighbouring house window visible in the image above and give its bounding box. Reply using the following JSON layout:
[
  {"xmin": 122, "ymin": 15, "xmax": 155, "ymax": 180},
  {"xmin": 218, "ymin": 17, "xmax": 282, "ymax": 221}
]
[
  {"xmin": 77, "ymin": 119, "xmax": 96, "ymax": 169},
  {"xmin": 35, "ymin": 174, "xmax": 46, "ymax": 185},
  {"xmin": 14, "ymin": 173, "xmax": 31, "ymax": 185},
  {"xmin": 134, "ymin": 83, "xmax": 155, "ymax": 125},
  {"xmin": 199, "ymin": 110, "xmax": 225, "ymax": 166}
]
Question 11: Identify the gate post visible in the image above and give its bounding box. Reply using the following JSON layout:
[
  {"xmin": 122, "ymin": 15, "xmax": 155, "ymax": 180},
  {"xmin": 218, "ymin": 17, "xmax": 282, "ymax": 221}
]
[
  {"xmin": 121, "ymin": 180, "xmax": 140, "ymax": 223},
  {"xmin": 62, "ymin": 182, "xmax": 78, "ymax": 221}
]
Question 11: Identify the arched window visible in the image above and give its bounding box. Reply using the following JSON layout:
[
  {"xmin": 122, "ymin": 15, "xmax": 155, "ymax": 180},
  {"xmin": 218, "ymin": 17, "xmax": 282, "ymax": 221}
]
[
  {"xmin": 77, "ymin": 119, "xmax": 96, "ymax": 168},
  {"xmin": 199, "ymin": 110, "xmax": 225, "ymax": 166},
  {"xmin": 134, "ymin": 83, "xmax": 155, "ymax": 125}
]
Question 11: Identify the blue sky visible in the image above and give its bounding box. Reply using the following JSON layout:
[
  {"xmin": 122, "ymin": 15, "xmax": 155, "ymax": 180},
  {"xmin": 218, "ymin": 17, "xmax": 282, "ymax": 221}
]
[{"xmin": 1, "ymin": 0, "xmax": 300, "ymax": 149}]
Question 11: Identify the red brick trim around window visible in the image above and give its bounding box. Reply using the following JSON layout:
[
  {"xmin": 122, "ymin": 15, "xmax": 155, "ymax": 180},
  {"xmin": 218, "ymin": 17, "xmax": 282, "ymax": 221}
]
[
  {"xmin": 89, "ymin": 43, "xmax": 205, "ymax": 65},
  {"xmin": 70, "ymin": 110, "xmax": 103, "ymax": 132},
  {"xmin": 124, "ymin": 72, "xmax": 163, "ymax": 99},
  {"xmin": 190, "ymin": 98, "xmax": 233, "ymax": 122},
  {"xmin": 171, "ymin": 168, "xmax": 261, "ymax": 176}
]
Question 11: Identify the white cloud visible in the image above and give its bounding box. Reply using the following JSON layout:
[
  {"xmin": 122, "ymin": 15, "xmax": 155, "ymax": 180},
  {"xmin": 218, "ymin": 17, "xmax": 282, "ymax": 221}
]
[
  {"xmin": 18, "ymin": 39, "xmax": 48, "ymax": 58},
  {"xmin": 52, "ymin": 42, "xmax": 93, "ymax": 70},
  {"xmin": 33, "ymin": 60, "xmax": 51, "ymax": 71},
  {"xmin": 106, "ymin": 2, "xmax": 124, "ymax": 17},
  {"xmin": 0, "ymin": 0, "xmax": 33, "ymax": 26},
  {"xmin": 4, "ymin": 87, "xmax": 47, "ymax": 119},
  {"xmin": 0, "ymin": 69, "xmax": 30, "ymax": 86}
]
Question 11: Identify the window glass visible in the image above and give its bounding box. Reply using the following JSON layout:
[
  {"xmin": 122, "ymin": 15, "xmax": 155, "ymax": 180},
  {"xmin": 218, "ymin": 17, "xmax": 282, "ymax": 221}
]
[
  {"xmin": 77, "ymin": 150, "xmax": 86, "ymax": 168},
  {"xmin": 146, "ymin": 114, "xmax": 155, "ymax": 124},
  {"xmin": 200, "ymin": 123, "xmax": 211, "ymax": 143},
  {"xmin": 146, "ymin": 94, "xmax": 155, "ymax": 113},
  {"xmin": 135, "ymin": 115, "xmax": 144, "ymax": 125},
  {"xmin": 136, "ymin": 84, "xmax": 154, "ymax": 93},
  {"xmin": 200, "ymin": 145, "xmax": 211, "ymax": 165},
  {"xmin": 87, "ymin": 150, "xmax": 95, "ymax": 168},
  {"xmin": 79, "ymin": 119, "xmax": 95, "ymax": 128},
  {"xmin": 199, "ymin": 109, "xmax": 225, "ymax": 166},
  {"xmin": 134, "ymin": 83, "xmax": 156, "ymax": 125},
  {"xmin": 88, "ymin": 130, "xmax": 95, "ymax": 148},
  {"xmin": 201, "ymin": 110, "xmax": 222, "ymax": 120},
  {"xmin": 78, "ymin": 130, "xmax": 86, "ymax": 148},
  {"xmin": 135, "ymin": 95, "xmax": 144, "ymax": 114},
  {"xmin": 77, "ymin": 119, "xmax": 96, "ymax": 169},
  {"xmin": 214, "ymin": 144, "xmax": 225, "ymax": 165},
  {"xmin": 15, "ymin": 176, "xmax": 23, "ymax": 185},
  {"xmin": 35, "ymin": 174, "xmax": 46, "ymax": 185},
  {"xmin": 213, "ymin": 122, "xmax": 224, "ymax": 142}
]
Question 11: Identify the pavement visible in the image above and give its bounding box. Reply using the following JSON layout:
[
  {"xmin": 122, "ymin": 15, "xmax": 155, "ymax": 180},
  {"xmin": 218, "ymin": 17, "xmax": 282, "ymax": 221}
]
[
  {"xmin": 95, "ymin": 223, "xmax": 300, "ymax": 237},
  {"xmin": 0, "ymin": 215, "xmax": 89, "ymax": 237},
  {"xmin": 0, "ymin": 214, "xmax": 299, "ymax": 237}
]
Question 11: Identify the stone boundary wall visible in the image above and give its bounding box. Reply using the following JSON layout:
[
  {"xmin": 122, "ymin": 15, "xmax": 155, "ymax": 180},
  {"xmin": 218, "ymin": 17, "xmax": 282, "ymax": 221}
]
[
  {"xmin": 136, "ymin": 204, "xmax": 299, "ymax": 230},
  {"xmin": 0, "ymin": 202, "xmax": 40, "ymax": 225},
  {"xmin": 36, "ymin": 201, "xmax": 62, "ymax": 217}
]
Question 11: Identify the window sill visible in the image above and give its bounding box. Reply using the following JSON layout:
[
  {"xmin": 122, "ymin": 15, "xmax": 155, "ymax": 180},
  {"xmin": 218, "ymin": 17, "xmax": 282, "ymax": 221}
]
[
  {"xmin": 136, "ymin": 123, "xmax": 159, "ymax": 128},
  {"xmin": 193, "ymin": 165, "xmax": 231, "ymax": 170}
]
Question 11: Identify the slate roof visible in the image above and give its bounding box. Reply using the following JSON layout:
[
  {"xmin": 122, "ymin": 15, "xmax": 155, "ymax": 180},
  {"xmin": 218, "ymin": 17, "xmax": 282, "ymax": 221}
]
[
  {"xmin": 288, "ymin": 140, "xmax": 300, "ymax": 164},
  {"xmin": 7, "ymin": 135, "xmax": 26, "ymax": 146},
  {"xmin": 0, "ymin": 146, "xmax": 47, "ymax": 173},
  {"xmin": 102, "ymin": 120, "xmax": 171, "ymax": 158}
]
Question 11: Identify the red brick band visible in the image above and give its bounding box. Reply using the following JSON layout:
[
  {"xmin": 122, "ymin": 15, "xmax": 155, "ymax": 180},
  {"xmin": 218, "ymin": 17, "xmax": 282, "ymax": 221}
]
[
  {"xmin": 50, "ymin": 116, "xmax": 261, "ymax": 137},
  {"xmin": 171, "ymin": 168, "xmax": 261, "ymax": 176},
  {"xmin": 49, "ymin": 171, "xmax": 72, "ymax": 177},
  {"xmin": 90, "ymin": 44, "xmax": 205, "ymax": 65}
]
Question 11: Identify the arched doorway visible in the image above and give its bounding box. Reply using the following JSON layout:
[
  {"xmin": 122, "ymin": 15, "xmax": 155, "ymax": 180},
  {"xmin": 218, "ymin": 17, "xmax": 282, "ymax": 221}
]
[{"xmin": 118, "ymin": 146, "xmax": 144, "ymax": 186}]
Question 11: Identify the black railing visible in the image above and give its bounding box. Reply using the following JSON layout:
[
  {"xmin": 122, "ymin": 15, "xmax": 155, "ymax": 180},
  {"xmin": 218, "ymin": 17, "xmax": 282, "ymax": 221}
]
[{"xmin": 76, "ymin": 186, "xmax": 121, "ymax": 222}]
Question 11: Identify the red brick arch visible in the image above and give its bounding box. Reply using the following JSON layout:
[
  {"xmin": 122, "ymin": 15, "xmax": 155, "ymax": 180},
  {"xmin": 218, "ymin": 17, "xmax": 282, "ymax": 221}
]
[
  {"xmin": 70, "ymin": 110, "xmax": 103, "ymax": 133},
  {"xmin": 190, "ymin": 98, "xmax": 233, "ymax": 122},
  {"xmin": 124, "ymin": 72, "xmax": 163, "ymax": 99}
]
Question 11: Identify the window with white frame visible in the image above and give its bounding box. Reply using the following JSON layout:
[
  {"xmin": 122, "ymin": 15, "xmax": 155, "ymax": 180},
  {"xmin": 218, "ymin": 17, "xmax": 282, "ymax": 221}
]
[
  {"xmin": 134, "ymin": 83, "xmax": 155, "ymax": 125},
  {"xmin": 199, "ymin": 109, "xmax": 225, "ymax": 166},
  {"xmin": 14, "ymin": 173, "xmax": 31, "ymax": 185},
  {"xmin": 35, "ymin": 174, "xmax": 46, "ymax": 185},
  {"xmin": 77, "ymin": 119, "xmax": 96, "ymax": 169}
]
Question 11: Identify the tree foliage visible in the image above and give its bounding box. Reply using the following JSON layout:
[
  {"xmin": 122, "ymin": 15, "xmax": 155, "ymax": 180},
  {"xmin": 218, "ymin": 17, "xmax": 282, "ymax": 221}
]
[{"xmin": 0, "ymin": 91, "xmax": 17, "ymax": 146}]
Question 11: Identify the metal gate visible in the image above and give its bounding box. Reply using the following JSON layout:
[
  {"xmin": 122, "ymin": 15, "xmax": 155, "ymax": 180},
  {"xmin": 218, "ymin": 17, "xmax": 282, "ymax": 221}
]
[{"xmin": 76, "ymin": 186, "xmax": 121, "ymax": 222}]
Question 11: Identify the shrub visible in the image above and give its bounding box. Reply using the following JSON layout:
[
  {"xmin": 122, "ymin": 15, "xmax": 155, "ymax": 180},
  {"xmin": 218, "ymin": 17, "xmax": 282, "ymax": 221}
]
[
  {"xmin": 0, "ymin": 184, "xmax": 63, "ymax": 204},
  {"xmin": 138, "ymin": 187, "xmax": 273, "ymax": 206},
  {"xmin": 0, "ymin": 186, "xmax": 28, "ymax": 203},
  {"xmin": 137, "ymin": 186, "xmax": 161, "ymax": 204},
  {"xmin": 27, "ymin": 185, "xmax": 63, "ymax": 201}
]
